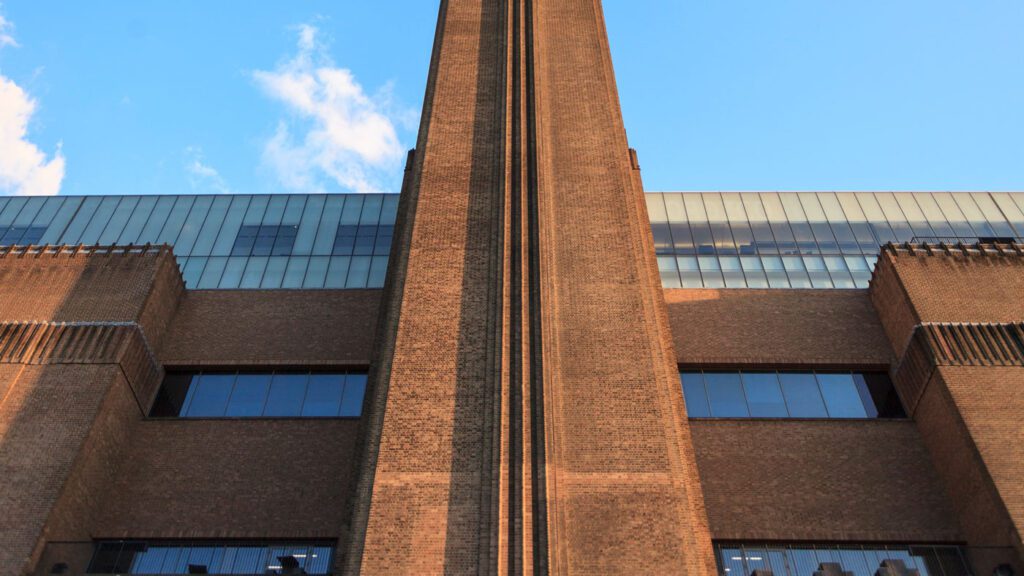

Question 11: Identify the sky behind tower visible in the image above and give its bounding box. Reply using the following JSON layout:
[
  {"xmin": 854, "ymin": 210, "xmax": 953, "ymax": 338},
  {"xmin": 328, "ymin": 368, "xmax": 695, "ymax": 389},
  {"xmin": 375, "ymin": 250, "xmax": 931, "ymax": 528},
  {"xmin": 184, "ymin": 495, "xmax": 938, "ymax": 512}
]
[{"xmin": 0, "ymin": 0, "xmax": 1021, "ymax": 197}]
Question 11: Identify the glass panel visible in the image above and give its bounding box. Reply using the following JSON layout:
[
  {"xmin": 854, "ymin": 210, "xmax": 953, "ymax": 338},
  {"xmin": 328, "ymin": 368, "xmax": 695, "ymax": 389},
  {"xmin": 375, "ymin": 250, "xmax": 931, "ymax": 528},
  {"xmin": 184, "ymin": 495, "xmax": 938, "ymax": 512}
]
[
  {"xmin": 659, "ymin": 256, "xmax": 682, "ymax": 289},
  {"xmin": 875, "ymin": 193, "xmax": 914, "ymax": 243},
  {"xmin": 782, "ymin": 256, "xmax": 812, "ymax": 288},
  {"xmin": 302, "ymin": 374, "xmax": 345, "ymax": 417},
  {"xmin": 180, "ymin": 257, "xmax": 207, "ymax": 288},
  {"xmin": 381, "ymin": 193, "xmax": 400, "ymax": 223},
  {"xmin": 824, "ymin": 256, "xmax": 855, "ymax": 289},
  {"xmin": 992, "ymin": 192, "xmax": 1024, "ymax": 238},
  {"xmin": 740, "ymin": 256, "xmax": 768, "ymax": 288},
  {"xmin": 98, "ymin": 196, "xmax": 140, "ymax": 245},
  {"xmin": 741, "ymin": 372, "xmax": 788, "ymax": 417},
  {"xmin": 895, "ymin": 193, "xmax": 937, "ymax": 241},
  {"xmin": 325, "ymin": 256, "xmax": 351, "ymax": 288},
  {"xmin": 261, "ymin": 195, "xmax": 289, "ymax": 226},
  {"xmin": 218, "ymin": 257, "xmax": 248, "ymax": 289},
  {"xmin": 240, "ymin": 256, "xmax": 269, "ymax": 288},
  {"xmin": 761, "ymin": 193, "xmax": 799, "ymax": 255},
  {"xmin": 817, "ymin": 373, "xmax": 868, "ymax": 418},
  {"xmin": 41, "ymin": 197, "xmax": 82, "ymax": 244},
  {"xmin": 172, "ymin": 195, "xmax": 214, "ymax": 255},
  {"xmin": 698, "ymin": 255, "xmax": 724, "ymax": 288},
  {"xmin": 953, "ymin": 193, "xmax": 996, "ymax": 237},
  {"xmin": 932, "ymin": 192, "xmax": 976, "ymax": 239},
  {"xmin": 720, "ymin": 256, "xmax": 746, "ymax": 288},
  {"xmin": 225, "ymin": 374, "xmax": 272, "ymax": 417},
  {"xmin": 761, "ymin": 256, "xmax": 790, "ymax": 288},
  {"xmin": 347, "ymin": 256, "xmax": 372, "ymax": 288},
  {"xmin": 211, "ymin": 196, "xmax": 252, "ymax": 255},
  {"xmin": 314, "ymin": 196, "xmax": 345, "ymax": 255},
  {"xmin": 283, "ymin": 257, "xmax": 310, "ymax": 289},
  {"xmin": 294, "ymin": 195, "xmax": 326, "ymax": 255},
  {"xmin": 197, "ymin": 257, "xmax": 228, "ymax": 289},
  {"xmin": 680, "ymin": 372, "xmax": 710, "ymax": 418},
  {"xmin": 304, "ymin": 256, "xmax": 330, "ymax": 288},
  {"xmin": 78, "ymin": 196, "xmax": 120, "ymax": 245},
  {"xmin": 190, "ymin": 195, "xmax": 232, "ymax": 256},
  {"xmin": 339, "ymin": 373, "xmax": 368, "ymax": 417},
  {"xmin": 260, "ymin": 256, "xmax": 288, "ymax": 289},
  {"xmin": 115, "ymin": 196, "xmax": 158, "ymax": 245},
  {"xmin": 972, "ymin": 192, "xmax": 1017, "ymax": 238},
  {"xmin": 779, "ymin": 373, "xmax": 828, "ymax": 417},
  {"xmin": 184, "ymin": 374, "xmax": 235, "ymax": 417},
  {"xmin": 683, "ymin": 194, "xmax": 716, "ymax": 255},
  {"xmin": 134, "ymin": 196, "xmax": 176, "ymax": 244},
  {"xmin": 677, "ymin": 256, "xmax": 703, "ymax": 288},
  {"xmin": 58, "ymin": 196, "xmax": 101, "ymax": 244},
  {"xmin": 705, "ymin": 372, "xmax": 749, "ymax": 417},
  {"xmin": 264, "ymin": 374, "xmax": 308, "ymax": 417},
  {"xmin": 718, "ymin": 547, "xmax": 746, "ymax": 576},
  {"xmin": 369, "ymin": 255, "xmax": 389, "ymax": 287},
  {"xmin": 703, "ymin": 193, "xmax": 737, "ymax": 255}
]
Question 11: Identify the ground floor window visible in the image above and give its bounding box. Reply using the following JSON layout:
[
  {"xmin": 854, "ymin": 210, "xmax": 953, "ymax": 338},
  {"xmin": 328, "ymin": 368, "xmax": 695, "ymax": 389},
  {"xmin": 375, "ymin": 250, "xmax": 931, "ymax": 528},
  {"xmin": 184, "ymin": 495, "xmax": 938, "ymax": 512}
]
[
  {"xmin": 87, "ymin": 541, "xmax": 334, "ymax": 575},
  {"xmin": 715, "ymin": 542, "xmax": 971, "ymax": 576}
]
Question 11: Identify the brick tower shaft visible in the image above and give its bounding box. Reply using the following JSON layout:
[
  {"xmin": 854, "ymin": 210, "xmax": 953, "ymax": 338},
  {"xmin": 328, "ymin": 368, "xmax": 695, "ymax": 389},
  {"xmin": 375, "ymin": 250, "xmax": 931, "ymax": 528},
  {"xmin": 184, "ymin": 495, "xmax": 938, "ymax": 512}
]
[{"xmin": 347, "ymin": 0, "xmax": 716, "ymax": 573}]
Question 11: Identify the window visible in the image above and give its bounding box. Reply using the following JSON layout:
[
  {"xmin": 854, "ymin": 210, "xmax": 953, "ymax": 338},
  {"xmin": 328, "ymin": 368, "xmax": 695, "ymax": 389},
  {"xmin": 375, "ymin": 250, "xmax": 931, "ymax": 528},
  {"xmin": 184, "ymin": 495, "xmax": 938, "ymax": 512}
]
[
  {"xmin": 0, "ymin": 225, "xmax": 46, "ymax": 245},
  {"xmin": 151, "ymin": 370, "xmax": 368, "ymax": 419},
  {"xmin": 680, "ymin": 370, "xmax": 905, "ymax": 419},
  {"xmin": 715, "ymin": 542, "xmax": 971, "ymax": 576},
  {"xmin": 230, "ymin": 225, "xmax": 299, "ymax": 257},
  {"xmin": 88, "ymin": 541, "xmax": 334, "ymax": 575}
]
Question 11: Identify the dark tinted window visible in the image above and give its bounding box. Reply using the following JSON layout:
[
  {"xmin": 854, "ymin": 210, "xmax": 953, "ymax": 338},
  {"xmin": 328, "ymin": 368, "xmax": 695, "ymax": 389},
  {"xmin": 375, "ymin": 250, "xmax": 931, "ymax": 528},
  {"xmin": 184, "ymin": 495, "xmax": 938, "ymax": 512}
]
[
  {"xmin": 231, "ymin": 225, "xmax": 299, "ymax": 257},
  {"xmin": 714, "ymin": 542, "xmax": 971, "ymax": 576},
  {"xmin": 683, "ymin": 370, "xmax": 902, "ymax": 420},
  {"xmin": 704, "ymin": 373, "xmax": 749, "ymax": 417},
  {"xmin": 151, "ymin": 370, "xmax": 367, "ymax": 419},
  {"xmin": 88, "ymin": 541, "xmax": 335, "ymax": 575}
]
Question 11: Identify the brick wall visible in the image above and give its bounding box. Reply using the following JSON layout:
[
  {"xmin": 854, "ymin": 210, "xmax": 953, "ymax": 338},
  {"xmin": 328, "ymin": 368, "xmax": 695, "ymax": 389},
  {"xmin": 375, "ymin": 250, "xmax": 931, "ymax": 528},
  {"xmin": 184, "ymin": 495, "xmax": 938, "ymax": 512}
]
[
  {"xmin": 871, "ymin": 249, "xmax": 1024, "ymax": 573},
  {"xmin": 95, "ymin": 419, "xmax": 361, "ymax": 539},
  {"xmin": 692, "ymin": 420, "xmax": 959, "ymax": 542},
  {"xmin": 667, "ymin": 289, "xmax": 891, "ymax": 367},
  {"xmin": 159, "ymin": 289, "xmax": 381, "ymax": 368}
]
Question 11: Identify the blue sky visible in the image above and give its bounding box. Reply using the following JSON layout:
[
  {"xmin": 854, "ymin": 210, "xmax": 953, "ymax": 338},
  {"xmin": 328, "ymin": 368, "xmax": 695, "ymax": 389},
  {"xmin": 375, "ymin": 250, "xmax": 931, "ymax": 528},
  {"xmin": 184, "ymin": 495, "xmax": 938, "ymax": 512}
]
[{"xmin": 0, "ymin": 1, "xmax": 1021, "ymax": 197}]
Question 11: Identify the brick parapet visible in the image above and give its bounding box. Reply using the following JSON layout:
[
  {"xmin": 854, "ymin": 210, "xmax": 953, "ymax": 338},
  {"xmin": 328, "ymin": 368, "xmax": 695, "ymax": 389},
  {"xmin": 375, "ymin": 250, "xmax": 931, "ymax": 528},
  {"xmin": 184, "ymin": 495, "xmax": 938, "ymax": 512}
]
[{"xmin": 870, "ymin": 245, "xmax": 1024, "ymax": 573}]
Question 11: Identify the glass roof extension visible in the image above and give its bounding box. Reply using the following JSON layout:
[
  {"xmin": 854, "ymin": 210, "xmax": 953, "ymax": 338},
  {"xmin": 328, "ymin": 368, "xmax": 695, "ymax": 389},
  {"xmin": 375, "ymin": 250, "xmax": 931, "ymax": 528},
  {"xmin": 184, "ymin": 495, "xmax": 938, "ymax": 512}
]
[{"xmin": 647, "ymin": 192, "xmax": 1024, "ymax": 289}]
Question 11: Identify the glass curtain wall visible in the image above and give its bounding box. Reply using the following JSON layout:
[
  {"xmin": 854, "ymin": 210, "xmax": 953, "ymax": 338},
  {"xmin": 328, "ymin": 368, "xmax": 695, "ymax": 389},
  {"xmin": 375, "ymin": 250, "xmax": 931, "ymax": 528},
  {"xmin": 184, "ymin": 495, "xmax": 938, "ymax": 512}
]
[{"xmin": 649, "ymin": 192, "xmax": 1024, "ymax": 289}]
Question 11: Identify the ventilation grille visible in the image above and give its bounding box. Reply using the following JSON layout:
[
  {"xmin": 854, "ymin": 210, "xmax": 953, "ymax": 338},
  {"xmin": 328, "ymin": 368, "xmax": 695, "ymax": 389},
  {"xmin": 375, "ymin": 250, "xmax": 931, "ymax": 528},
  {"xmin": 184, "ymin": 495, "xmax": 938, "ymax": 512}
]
[
  {"xmin": 0, "ymin": 321, "xmax": 162, "ymax": 408},
  {"xmin": 921, "ymin": 323, "xmax": 1024, "ymax": 367}
]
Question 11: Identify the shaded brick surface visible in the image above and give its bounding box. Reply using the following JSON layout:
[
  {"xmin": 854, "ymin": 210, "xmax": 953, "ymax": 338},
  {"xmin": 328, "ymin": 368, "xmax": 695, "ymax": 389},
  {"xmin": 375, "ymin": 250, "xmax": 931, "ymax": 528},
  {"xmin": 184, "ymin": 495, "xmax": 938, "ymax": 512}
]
[
  {"xmin": 692, "ymin": 420, "xmax": 959, "ymax": 542},
  {"xmin": 532, "ymin": 1, "xmax": 715, "ymax": 573},
  {"xmin": 159, "ymin": 289, "xmax": 381, "ymax": 367},
  {"xmin": 666, "ymin": 289, "xmax": 891, "ymax": 367},
  {"xmin": 872, "ymin": 249, "xmax": 1024, "ymax": 572}
]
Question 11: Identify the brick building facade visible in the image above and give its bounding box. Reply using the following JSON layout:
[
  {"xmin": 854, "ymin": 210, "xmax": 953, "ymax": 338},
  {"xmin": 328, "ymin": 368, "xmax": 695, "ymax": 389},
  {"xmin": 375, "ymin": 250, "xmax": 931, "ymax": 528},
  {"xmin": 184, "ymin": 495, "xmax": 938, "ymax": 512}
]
[{"xmin": 1, "ymin": 1, "xmax": 1023, "ymax": 575}]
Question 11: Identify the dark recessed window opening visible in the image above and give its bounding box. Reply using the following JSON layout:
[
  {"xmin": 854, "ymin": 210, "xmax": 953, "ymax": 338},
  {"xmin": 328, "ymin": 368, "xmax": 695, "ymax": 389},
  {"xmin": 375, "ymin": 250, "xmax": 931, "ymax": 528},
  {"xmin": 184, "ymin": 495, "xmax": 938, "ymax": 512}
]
[
  {"xmin": 87, "ymin": 541, "xmax": 334, "ymax": 575},
  {"xmin": 714, "ymin": 542, "xmax": 971, "ymax": 576},
  {"xmin": 333, "ymin": 223, "xmax": 393, "ymax": 256},
  {"xmin": 681, "ymin": 370, "xmax": 905, "ymax": 419},
  {"xmin": 150, "ymin": 370, "xmax": 367, "ymax": 419},
  {"xmin": 230, "ymin": 224, "xmax": 299, "ymax": 257},
  {"xmin": 0, "ymin": 225, "xmax": 46, "ymax": 246}
]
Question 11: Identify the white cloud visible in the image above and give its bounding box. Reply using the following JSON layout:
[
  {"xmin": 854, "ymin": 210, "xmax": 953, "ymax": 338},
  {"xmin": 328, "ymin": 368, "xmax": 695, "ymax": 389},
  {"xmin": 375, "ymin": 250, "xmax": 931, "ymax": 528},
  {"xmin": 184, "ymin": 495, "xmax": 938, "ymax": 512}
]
[
  {"xmin": 0, "ymin": 74, "xmax": 65, "ymax": 197},
  {"xmin": 0, "ymin": 12, "xmax": 17, "ymax": 49},
  {"xmin": 184, "ymin": 146, "xmax": 232, "ymax": 194},
  {"xmin": 253, "ymin": 24, "xmax": 411, "ymax": 194}
]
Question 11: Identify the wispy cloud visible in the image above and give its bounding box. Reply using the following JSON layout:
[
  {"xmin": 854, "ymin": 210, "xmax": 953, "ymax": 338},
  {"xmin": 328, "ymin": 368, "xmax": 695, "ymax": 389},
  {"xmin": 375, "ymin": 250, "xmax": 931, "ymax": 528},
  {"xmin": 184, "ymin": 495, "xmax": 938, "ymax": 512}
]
[
  {"xmin": 253, "ymin": 24, "xmax": 412, "ymax": 194},
  {"xmin": 0, "ymin": 11, "xmax": 17, "ymax": 49},
  {"xmin": 0, "ymin": 10, "xmax": 64, "ymax": 196},
  {"xmin": 184, "ymin": 146, "xmax": 232, "ymax": 194}
]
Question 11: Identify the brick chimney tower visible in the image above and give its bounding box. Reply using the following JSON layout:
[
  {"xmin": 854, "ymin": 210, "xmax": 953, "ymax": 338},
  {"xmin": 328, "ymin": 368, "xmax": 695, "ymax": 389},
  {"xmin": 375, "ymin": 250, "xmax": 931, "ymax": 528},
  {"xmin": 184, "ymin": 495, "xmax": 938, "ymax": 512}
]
[{"xmin": 346, "ymin": 1, "xmax": 716, "ymax": 574}]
